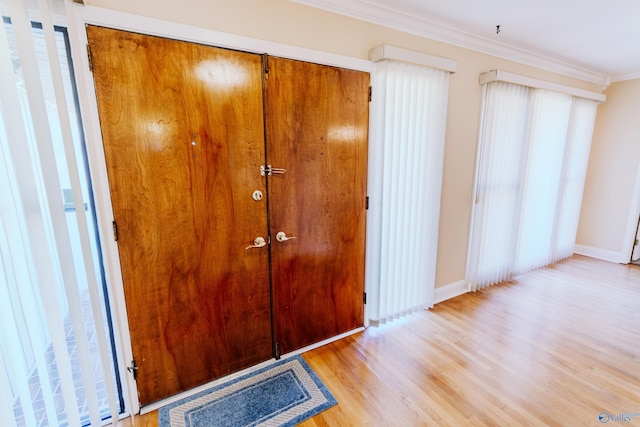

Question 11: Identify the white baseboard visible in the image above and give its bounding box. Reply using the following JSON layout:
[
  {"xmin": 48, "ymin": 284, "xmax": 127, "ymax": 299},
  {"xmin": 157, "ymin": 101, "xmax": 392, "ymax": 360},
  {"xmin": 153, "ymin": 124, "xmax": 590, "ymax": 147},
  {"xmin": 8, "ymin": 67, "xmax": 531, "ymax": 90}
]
[
  {"xmin": 433, "ymin": 280, "xmax": 468, "ymax": 304},
  {"xmin": 574, "ymin": 244, "xmax": 628, "ymax": 264}
]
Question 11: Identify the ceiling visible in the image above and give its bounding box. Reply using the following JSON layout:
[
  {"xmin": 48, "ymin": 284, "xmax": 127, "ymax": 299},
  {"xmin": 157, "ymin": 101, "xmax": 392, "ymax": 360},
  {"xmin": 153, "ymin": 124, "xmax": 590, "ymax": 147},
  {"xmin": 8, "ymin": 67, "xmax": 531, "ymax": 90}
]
[{"xmin": 292, "ymin": 0, "xmax": 640, "ymax": 86}]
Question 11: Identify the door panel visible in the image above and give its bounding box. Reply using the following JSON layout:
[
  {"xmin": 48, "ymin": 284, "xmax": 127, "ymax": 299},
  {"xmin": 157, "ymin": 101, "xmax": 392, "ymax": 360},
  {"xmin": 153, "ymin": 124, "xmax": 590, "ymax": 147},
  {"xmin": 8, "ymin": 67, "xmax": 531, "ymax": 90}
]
[
  {"xmin": 87, "ymin": 26, "xmax": 272, "ymax": 405},
  {"xmin": 265, "ymin": 57, "xmax": 369, "ymax": 354}
]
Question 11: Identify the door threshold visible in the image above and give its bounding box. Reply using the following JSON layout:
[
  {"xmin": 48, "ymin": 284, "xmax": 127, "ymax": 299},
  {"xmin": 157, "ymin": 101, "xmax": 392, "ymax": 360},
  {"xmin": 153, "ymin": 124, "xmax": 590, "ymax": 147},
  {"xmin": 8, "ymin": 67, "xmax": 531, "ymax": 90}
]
[
  {"xmin": 139, "ymin": 326, "xmax": 365, "ymax": 415},
  {"xmin": 279, "ymin": 327, "xmax": 366, "ymax": 360}
]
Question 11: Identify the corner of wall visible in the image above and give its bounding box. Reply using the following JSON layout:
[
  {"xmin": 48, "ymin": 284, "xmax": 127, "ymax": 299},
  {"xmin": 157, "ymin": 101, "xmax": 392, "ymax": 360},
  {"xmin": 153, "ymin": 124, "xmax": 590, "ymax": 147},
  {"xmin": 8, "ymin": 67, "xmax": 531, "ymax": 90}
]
[
  {"xmin": 433, "ymin": 280, "xmax": 468, "ymax": 304},
  {"xmin": 573, "ymin": 244, "xmax": 628, "ymax": 264}
]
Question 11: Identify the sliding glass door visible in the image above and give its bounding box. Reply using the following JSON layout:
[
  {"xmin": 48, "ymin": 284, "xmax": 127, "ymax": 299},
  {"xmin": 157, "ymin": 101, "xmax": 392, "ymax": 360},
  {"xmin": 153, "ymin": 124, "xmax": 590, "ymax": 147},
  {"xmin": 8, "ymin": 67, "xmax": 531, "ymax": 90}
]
[{"xmin": 0, "ymin": 14, "xmax": 123, "ymax": 427}]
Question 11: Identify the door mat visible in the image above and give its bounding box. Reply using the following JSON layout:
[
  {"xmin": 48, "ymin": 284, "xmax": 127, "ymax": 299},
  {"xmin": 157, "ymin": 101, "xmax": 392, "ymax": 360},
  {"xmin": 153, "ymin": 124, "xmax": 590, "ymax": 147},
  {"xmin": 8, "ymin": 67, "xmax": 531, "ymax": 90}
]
[{"xmin": 158, "ymin": 355, "xmax": 337, "ymax": 427}]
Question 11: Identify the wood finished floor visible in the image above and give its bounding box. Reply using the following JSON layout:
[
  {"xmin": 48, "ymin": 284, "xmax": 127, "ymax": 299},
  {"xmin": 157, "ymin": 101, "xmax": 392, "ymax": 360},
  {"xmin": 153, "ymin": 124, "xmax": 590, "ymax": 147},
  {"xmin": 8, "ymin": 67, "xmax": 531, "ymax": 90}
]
[{"xmin": 114, "ymin": 255, "xmax": 640, "ymax": 426}]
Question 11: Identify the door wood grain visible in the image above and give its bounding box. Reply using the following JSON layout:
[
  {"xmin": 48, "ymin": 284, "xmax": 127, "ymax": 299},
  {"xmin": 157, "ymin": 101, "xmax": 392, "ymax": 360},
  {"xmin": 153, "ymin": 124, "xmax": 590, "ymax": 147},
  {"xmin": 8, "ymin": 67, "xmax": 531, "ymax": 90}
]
[
  {"xmin": 265, "ymin": 57, "xmax": 370, "ymax": 354},
  {"xmin": 87, "ymin": 26, "xmax": 272, "ymax": 405}
]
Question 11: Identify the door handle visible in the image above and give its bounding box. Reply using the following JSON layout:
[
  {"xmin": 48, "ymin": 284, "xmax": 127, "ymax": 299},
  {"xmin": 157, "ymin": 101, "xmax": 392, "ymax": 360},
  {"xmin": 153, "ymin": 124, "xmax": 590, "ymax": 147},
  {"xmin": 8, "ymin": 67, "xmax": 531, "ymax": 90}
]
[
  {"xmin": 260, "ymin": 165, "xmax": 287, "ymax": 176},
  {"xmin": 275, "ymin": 231, "xmax": 296, "ymax": 243},
  {"xmin": 269, "ymin": 167, "xmax": 287, "ymax": 175},
  {"xmin": 246, "ymin": 237, "xmax": 267, "ymax": 250}
]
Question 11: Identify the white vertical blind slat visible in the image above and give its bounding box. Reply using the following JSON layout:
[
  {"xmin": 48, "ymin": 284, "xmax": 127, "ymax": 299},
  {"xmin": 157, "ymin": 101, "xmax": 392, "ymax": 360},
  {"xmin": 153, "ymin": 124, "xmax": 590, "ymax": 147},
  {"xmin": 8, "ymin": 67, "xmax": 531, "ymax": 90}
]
[
  {"xmin": 0, "ymin": 25, "xmax": 43, "ymax": 427},
  {"xmin": 33, "ymin": 1, "xmax": 104, "ymax": 424},
  {"xmin": 426, "ymin": 71, "xmax": 449, "ymax": 302},
  {"xmin": 10, "ymin": 9, "xmax": 92, "ymax": 424},
  {"xmin": 468, "ymin": 82, "xmax": 531, "ymax": 289},
  {"xmin": 467, "ymin": 81, "xmax": 598, "ymax": 290},
  {"xmin": 365, "ymin": 62, "xmax": 387, "ymax": 323},
  {"xmin": 0, "ymin": 332, "xmax": 19, "ymax": 427},
  {"xmin": 37, "ymin": 0, "xmax": 120, "ymax": 422},
  {"xmin": 371, "ymin": 60, "xmax": 449, "ymax": 322},
  {"xmin": 554, "ymin": 98, "xmax": 597, "ymax": 260},
  {"xmin": 406, "ymin": 67, "xmax": 423, "ymax": 310},
  {"xmin": 515, "ymin": 90, "xmax": 572, "ymax": 273},
  {"xmin": 379, "ymin": 60, "xmax": 396, "ymax": 318},
  {"xmin": 0, "ymin": 158, "xmax": 60, "ymax": 426},
  {"xmin": 1, "ymin": 0, "xmax": 123, "ymax": 424},
  {"xmin": 0, "ymin": 3, "xmax": 81, "ymax": 421},
  {"xmin": 0, "ymin": 221, "xmax": 37, "ymax": 427}
]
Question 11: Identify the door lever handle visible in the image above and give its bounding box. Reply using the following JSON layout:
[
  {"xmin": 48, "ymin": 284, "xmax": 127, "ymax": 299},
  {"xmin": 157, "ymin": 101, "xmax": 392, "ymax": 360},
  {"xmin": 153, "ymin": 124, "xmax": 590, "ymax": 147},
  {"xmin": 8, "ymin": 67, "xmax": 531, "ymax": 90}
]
[
  {"xmin": 275, "ymin": 231, "xmax": 296, "ymax": 243},
  {"xmin": 246, "ymin": 237, "xmax": 267, "ymax": 249}
]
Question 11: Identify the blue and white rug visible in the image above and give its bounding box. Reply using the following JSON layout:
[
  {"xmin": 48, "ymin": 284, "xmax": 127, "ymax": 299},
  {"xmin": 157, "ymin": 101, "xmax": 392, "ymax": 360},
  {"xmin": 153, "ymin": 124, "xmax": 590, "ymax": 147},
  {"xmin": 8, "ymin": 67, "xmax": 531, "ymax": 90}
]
[{"xmin": 158, "ymin": 355, "xmax": 337, "ymax": 427}]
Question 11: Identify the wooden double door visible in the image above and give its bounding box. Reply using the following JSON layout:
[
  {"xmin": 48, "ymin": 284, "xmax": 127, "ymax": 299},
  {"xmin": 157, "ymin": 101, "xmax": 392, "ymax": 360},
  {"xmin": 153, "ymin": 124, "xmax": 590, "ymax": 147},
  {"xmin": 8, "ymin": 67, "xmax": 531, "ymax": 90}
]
[{"xmin": 87, "ymin": 26, "xmax": 369, "ymax": 406}]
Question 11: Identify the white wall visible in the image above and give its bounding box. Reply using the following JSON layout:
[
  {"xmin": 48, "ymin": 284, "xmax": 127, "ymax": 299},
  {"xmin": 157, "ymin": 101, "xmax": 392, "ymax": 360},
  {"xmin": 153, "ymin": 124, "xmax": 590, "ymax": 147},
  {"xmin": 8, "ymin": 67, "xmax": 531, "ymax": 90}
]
[
  {"xmin": 576, "ymin": 79, "xmax": 640, "ymax": 263},
  {"xmin": 82, "ymin": 0, "xmax": 601, "ymax": 287}
]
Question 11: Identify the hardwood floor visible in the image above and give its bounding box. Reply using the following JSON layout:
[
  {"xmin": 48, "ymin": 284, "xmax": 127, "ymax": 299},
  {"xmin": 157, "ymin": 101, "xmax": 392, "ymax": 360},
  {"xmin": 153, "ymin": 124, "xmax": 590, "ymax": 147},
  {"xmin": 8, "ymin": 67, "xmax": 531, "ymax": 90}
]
[{"xmin": 114, "ymin": 256, "xmax": 640, "ymax": 426}]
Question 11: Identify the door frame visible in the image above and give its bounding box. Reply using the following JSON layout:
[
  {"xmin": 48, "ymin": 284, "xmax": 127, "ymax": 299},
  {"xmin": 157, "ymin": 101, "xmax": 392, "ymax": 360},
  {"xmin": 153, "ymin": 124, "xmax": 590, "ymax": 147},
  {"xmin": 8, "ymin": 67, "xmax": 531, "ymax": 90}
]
[
  {"xmin": 64, "ymin": 3, "xmax": 372, "ymax": 415},
  {"xmin": 626, "ymin": 164, "xmax": 640, "ymax": 263}
]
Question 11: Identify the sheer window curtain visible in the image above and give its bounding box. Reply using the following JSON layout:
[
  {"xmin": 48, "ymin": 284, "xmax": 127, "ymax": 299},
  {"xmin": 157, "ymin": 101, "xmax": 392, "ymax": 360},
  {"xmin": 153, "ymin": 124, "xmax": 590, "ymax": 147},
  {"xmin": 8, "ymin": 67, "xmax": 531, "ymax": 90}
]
[
  {"xmin": 367, "ymin": 56, "xmax": 451, "ymax": 322},
  {"xmin": 0, "ymin": 0, "xmax": 123, "ymax": 425},
  {"xmin": 467, "ymin": 79, "xmax": 599, "ymax": 291}
]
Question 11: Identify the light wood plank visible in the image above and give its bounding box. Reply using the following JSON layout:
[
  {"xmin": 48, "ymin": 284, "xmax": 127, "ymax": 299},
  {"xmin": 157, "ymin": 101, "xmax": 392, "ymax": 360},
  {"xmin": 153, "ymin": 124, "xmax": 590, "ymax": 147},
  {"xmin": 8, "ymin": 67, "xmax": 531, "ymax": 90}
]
[{"xmin": 113, "ymin": 256, "xmax": 640, "ymax": 426}]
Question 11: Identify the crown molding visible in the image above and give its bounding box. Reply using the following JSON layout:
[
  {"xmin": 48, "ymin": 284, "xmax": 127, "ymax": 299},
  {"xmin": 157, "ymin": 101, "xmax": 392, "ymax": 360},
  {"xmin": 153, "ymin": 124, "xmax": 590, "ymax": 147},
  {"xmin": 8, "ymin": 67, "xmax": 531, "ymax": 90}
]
[
  {"xmin": 612, "ymin": 72, "xmax": 640, "ymax": 83},
  {"xmin": 291, "ymin": 0, "xmax": 610, "ymax": 85}
]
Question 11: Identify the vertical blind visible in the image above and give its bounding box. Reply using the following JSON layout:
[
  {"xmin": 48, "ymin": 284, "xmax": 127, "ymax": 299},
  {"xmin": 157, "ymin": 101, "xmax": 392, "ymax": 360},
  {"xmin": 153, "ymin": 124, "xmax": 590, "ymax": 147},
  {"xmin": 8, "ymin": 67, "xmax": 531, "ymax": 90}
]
[
  {"xmin": 467, "ymin": 81, "xmax": 598, "ymax": 291},
  {"xmin": 0, "ymin": 0, "xmax": 122, "ymax": 425},
  {"xmin": 367, "ymin": 59, "xmax": 450, "ymax": 321}
]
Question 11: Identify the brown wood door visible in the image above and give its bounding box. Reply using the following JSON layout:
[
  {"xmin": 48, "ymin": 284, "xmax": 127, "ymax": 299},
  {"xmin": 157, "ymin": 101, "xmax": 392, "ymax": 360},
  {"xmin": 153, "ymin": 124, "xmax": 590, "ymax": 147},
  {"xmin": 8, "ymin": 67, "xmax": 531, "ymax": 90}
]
[
  {"xmin": 87, "ymin": 26, "xmax": 273, "ymax": 405},
  {"xmin": 264, "ymin": 57, "xmax": 369, "ymax": 354}
]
